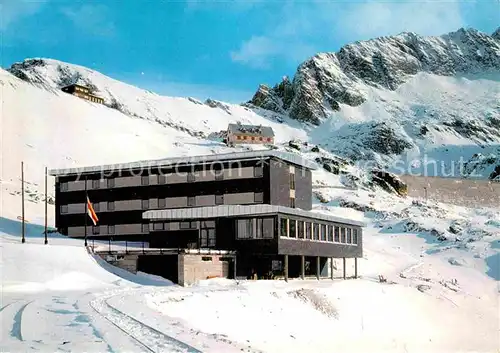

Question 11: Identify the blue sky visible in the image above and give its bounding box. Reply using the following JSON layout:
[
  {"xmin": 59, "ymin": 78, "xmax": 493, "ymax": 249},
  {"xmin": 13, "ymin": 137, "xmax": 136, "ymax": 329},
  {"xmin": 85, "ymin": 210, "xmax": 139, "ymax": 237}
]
[{"xmin": 1, "ymin": 0, "xmax": 498, "ymax": 102}]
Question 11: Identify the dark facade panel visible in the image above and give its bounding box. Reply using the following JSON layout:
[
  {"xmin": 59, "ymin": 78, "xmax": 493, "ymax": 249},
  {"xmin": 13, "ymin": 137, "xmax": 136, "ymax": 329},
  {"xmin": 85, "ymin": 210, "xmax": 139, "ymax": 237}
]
[
  {"xmin": 269, "ymin": 159, "xmax": 291, "ymax": 208},
  {"xmin": 278, "ymin": 238, "xmax": 362, "ymax": 258},
  {"xmin": 294, "ymin": 168, "xmax": 312, "ymax": 210}
]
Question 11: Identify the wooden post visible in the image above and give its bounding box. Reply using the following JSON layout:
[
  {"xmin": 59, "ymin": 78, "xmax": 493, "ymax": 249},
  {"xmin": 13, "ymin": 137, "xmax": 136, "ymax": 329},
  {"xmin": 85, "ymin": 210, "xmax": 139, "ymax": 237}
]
[
  {"xmin": 354, "ymin": 257, "xmax": 358, "ymax": 279},
  {"xmin": 316, "ymin": 256, "xmax": 320, "ymax": 280},
  {"xmin": 284, "ymin": 255, "xmax": 289, "ymax": 282},
  {"xmin": 21, "ymin": 161, "xmax": 25, "ymax": 244},
  {"xmin": 44, "ymin": 166, "xmax": 48, "ymax": 245},
  {"xmin": 343, "ymin": 257, "xmax": 346, "ymax": 280},
  {"xmin": 330, "ymin": 257, "xmax": 334, "ymax": 280},
  {"xmin": 301, "ymin": 255, "xmax": 305, "ymax": 280}
]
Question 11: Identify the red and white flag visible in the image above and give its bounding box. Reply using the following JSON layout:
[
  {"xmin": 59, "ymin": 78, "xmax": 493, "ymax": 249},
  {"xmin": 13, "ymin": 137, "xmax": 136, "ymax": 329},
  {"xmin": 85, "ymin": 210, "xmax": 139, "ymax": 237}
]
[{"xmin": 87, "ymin": 196, "xmax": 99, "ymax": 226}]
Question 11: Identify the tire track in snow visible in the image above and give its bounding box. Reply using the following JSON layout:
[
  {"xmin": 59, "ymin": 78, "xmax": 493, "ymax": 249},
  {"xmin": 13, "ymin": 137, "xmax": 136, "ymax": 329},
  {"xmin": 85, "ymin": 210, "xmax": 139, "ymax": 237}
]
[
  {"xmin": 90, "ymin": 295, "xmax": 201, "ymax": 353},
  {"xmin": 0, "ymin": 302, "xmax": 15, "ymax": 313},
  {"xmin": 10, "ymin": 301, "xmax": 33, "ymax": 341}
]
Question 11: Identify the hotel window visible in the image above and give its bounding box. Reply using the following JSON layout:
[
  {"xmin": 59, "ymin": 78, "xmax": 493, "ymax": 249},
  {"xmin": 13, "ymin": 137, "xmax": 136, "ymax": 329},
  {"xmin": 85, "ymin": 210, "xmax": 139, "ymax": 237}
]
[
  {"xmin": 153, "ymin": 222, "xmax": 164, "ymax": 231},
  {"xmin": 347, "ymin": 228, "xmax": 352, "ymax": 244},
  {"xmin": 215, "ymin": 194, "xmax": 224, "ymax": 205},
  {"xmin": 353, "ymin": 229, "xmax": 358, "ymax": 244},
  {"xmin": 262, "ymin": 218, "xmax": 274, "ymax": 239},
  {"xmin": 60, "ymin": 182, "xmax": 68, "ymax": 192},
  {"xmin": 255, "ymin": 219, "xmax": 263, "ymax": 238},
  {"xmin": 289, "ymin": 219, "xmax": 297, "ymax": 238},
  {"xmin": 280, "ymin": 218, "xmax": 288, "ymax": 237},
  {"xmin": 92, "ymin": 179, "xmax": 100, "ymax": 189},
  {"xmin": 313, "ymin": 223, "xmax": 319, "ymax": 240},
  {"xmin": 320, "ymin": 224, "xmax": 327, "ymax": 241},
  {"xmin": 142, "ymin": 199, "xmax": 149, "ymax": 210},
  {"xmin": 208, "ymin": 229, "xmax": 216, "ymax": 247},
  {"xmin": 93, "ymin": 203, "xmax": 100, "ymax": 212},
  {"xmin": 158, "ymin": 198, "xmax": 166, "ymax": 208},
  {"xmin": 305, "ymin": 222, "xmax": 312, "ymax": 239},
  {"xmin": 290, "ymin": 197, "xmax": 295, "ymax": 208},
  {"xmin": 142, "ymin": 224, "xmax": 149, "ymax": 233},
  {"xmin": 180, "ymin": 221, "xmax": 191, "ymax": 229},
  {"xmin": 158, "ymin": 175, "xmax": 167, "ymax": 184},
  {"xmin": 107, "ymin": 201, "xmax": 115, "ymax": 211},
  {"xmin": 108, "ymin": 225, "xmax": 115, "ymax": 234},
  {"xmin": 334, "ymin": 227, "xmax": 340, "ymax": 242},
  {"xmin": 236, "ymin": 219, "xmax": 253, "ymax": 239},
  {"xmin": 187, "ymin": 196, "xmax": 195, "ymax": 206},
  {"xmin": 328, "ymin": 225, "xmax": 334, "ymax": 242},
  {"xmin": 254, "ymin": 166, "xmax": 263, "ymax": 177},
  {"xmin": 341, "ymin": 228, "xmax": 346, "ymax": 243},
  {"xmin": 92, "ymin": 226, "xmax": 100, "ymax": 235},
  {"xmin": 187, "ymin": 173, "xmax": 195, "ymax": 182},
  {"xmin": 141, "ymin": 175, "xmax": 149, "ymax": 186},
  {"xmin": 254, "ymin": 192, "xmax": 263, "ymax": 203},
  {"xmin": 298, "ymin": 221, "xmax": 305, "ymax": 239},
  {"xmin": 60, "ymin": 205, "xmax": 68, "ymax": 214},
  {"xmin": 107, "ymin": 178, "xmax": 115, "ymax": 188},
  {"xmin": 289, "ymin": 173, "xmax": 296, "ymax": 190},
  {"xmin": 215, "ymin": 170, "xmax": 224, "ymax": 180}
]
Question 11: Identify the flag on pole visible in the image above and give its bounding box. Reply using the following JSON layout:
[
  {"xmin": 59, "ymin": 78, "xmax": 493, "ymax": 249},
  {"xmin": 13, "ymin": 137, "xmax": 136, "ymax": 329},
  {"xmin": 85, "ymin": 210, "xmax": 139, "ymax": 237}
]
[{"xmin": 87, "ymin": 196, "xmax": 99, "ymax": 226}]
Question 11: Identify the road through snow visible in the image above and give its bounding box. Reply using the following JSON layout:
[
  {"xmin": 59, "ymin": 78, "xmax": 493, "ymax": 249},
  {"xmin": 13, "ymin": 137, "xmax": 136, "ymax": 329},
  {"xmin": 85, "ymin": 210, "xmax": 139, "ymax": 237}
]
[{"xmin": 0, "ymin": 232, "xmax": 257, "ymax": 352}]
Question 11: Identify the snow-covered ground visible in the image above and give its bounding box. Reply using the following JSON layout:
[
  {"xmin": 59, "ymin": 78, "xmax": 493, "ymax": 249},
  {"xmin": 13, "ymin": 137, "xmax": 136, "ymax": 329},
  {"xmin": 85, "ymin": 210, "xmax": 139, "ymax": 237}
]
[
  {"xmin": 1, "ymin": 58, "xmax": 499, "ymax": 352},
  {"xmin": 1, "ymin": 207, "xmax": 498, "ymax": 352}
]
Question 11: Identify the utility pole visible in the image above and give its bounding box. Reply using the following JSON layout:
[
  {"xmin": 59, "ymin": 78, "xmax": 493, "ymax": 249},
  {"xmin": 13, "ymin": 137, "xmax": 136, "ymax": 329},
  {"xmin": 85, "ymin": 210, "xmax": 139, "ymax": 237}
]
[
  {"xmin": 84, "ymin": 175, "xmax": 88, "ymax": 247},
  {"xmin": 44, "ymin": 167, "xmax": 48, "ymax": 245},
  {"xmin": 21, "ymin": 161, "xmax": 26, "ymax": 244}
]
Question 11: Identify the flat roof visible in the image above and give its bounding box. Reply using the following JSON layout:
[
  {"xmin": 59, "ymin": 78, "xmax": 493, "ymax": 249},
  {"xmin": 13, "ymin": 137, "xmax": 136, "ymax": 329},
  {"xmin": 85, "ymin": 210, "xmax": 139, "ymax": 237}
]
[
  {"xmin": 49, "ymin": 150, "xmax": 318, "ymax": 176},
  {"xmin": 143, "ymin": 205, "xmax": 366, "ymax": 227}
]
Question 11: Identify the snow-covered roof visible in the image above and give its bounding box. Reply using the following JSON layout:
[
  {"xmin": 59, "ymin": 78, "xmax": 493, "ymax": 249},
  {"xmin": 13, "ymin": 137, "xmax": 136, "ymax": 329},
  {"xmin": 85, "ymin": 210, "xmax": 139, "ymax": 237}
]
[
  {"xmin": 143, "ymin": 204, "xmax": 366, "ymax": 227},
  {"xmin": 48, "ymin": 150, "xmax": 317, "ymax": 176},
  {"xmin": 228, "ymin": 123, "xmax": 275, "ymax": 137}
]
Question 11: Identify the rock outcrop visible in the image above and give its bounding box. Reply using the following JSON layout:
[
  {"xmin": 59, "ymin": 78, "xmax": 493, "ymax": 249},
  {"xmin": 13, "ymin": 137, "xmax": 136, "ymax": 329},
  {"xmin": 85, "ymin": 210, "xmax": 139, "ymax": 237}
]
[{"xmin": 249, "ymin": 28, "xmax": 500, "ymax": 125}]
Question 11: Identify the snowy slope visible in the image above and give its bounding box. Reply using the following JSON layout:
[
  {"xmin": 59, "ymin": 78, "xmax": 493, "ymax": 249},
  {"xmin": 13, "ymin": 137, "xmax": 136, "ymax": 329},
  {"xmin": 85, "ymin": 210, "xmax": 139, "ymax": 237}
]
[
  {"xmin": 7, "ymin": 59, "xmax": 307, "ymax": 141},
  {"xmin": 312, "ymin": 72, "xmax": 500, "ymax": 175}
]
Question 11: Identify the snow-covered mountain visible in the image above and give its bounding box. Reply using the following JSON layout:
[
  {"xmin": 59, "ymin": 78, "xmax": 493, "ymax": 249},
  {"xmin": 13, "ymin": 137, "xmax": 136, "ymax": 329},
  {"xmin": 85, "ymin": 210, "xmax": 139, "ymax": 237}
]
[{"xmin": 248, "ymin": 27, "xmax": 500, "ymax": 173}]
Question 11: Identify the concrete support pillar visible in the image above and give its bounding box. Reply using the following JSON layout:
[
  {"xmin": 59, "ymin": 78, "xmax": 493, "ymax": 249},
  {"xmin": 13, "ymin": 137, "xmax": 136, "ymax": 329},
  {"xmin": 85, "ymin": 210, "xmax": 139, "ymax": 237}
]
[
  {"xmin": 284, "ymin": 254, "xmax": 289, "ymax": 282},
  {"xmin": 343, "ymin": 257, "xmax": 346, "ymax": 279},
  {"xmin": 354, "ymin": 257, "xmax": 358, "ymax": 279},
  {"xmin": 234, "ymin": 256, "xmax": 237, "ymax": 280},
  {"xmin": 316, "ymin": 256, "xmax": 320, "ymax": 280},
  {"xmin": 330, "ymin": 257, "xmax": 334, "ymax": 280},
  {"xmin": 301, "ymin": 255, "xmax": 305, "ymax": 280}
]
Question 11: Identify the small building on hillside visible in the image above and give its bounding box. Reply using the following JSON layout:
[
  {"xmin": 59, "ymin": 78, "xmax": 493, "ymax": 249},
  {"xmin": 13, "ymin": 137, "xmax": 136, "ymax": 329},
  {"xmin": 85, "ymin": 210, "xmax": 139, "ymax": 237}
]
[
  {"xmin": 227, "ymin": 123, "xmax": 274, "ymax": 145},
  {"xmin": 61, "ymin": 83, "xmax": 104, "ymax": 104}
]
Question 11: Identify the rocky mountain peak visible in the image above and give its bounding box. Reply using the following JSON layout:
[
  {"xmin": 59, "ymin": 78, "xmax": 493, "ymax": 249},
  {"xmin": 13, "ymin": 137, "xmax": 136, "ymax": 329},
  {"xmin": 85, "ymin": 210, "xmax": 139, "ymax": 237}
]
[
  {"xmin": 493, "ymin": 27, "xmax": 500, "ymax": 41},
  {"xmin": 249, "ymin": 27, "xmax": 500, "ymax": 125}
]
